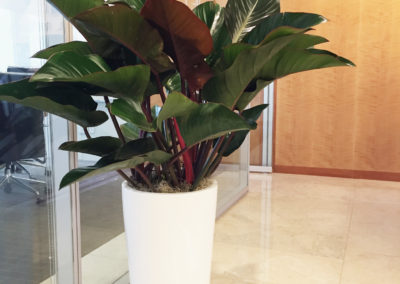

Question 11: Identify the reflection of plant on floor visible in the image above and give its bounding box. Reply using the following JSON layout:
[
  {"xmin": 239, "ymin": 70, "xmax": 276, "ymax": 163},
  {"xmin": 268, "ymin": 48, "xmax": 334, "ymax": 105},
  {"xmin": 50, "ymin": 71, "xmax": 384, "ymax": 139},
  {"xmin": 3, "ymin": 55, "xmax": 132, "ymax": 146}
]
[{"xmin": 0, "ymin": 0, "xmax": 354, "ymax": 191}]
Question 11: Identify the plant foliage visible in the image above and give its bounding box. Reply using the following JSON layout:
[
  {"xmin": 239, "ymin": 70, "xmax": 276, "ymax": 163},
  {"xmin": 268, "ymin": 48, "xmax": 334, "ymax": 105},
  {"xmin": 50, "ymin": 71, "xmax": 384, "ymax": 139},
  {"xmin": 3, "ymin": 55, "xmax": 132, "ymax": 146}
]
[{"xmin": 0, "ymin": 0, "xmax": 354, "ymax": 191}]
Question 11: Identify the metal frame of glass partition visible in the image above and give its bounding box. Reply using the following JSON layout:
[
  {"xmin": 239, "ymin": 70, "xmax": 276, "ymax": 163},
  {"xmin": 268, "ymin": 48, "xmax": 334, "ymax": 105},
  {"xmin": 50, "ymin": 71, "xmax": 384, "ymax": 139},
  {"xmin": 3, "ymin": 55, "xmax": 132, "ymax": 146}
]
[{"xmin": 249, "ymin": 84, "xmax": 275, "ymax": 173}]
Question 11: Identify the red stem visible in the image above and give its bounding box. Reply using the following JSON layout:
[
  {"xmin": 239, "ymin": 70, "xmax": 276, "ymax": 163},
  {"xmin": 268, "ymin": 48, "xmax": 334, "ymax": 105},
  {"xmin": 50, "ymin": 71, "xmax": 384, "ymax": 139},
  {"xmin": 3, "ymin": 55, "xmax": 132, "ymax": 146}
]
[{"xmin": 173, "ymin": 118, "xmax": 194, "ymax": 184}]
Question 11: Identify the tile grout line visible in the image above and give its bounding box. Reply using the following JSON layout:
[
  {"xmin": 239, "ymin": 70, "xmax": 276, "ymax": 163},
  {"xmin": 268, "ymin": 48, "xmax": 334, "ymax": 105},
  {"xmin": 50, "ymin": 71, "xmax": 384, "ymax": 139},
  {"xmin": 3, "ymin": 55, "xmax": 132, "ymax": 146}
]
[{"xmin": 338, "ymin": 185, "xmax": 356, "ymax": 284}]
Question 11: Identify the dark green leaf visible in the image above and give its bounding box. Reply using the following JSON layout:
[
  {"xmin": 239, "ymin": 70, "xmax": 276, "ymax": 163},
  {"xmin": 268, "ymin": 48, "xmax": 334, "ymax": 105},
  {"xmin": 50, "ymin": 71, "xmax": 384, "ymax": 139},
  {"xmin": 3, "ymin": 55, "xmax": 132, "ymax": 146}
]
[
  {"xmin": 60, "ymin": 150, "xmax": 171, "ymax": 188},
  {"xmin": 0, "ymin": 79, "xmax": 108, "ymax": 127},
  {"xmin": 110, "ymin": 99, "xmax": 156, "ymax": 132},
  {"xmin": 73, "ymin": 4, "xmax": 174, "ymax": 73},
  {"xmin": 157, "ymin": 92, "xmax": 254, "ymax": 146},
  {"xmin": 31, "ymin": 51, "xmax": 110, "ymax": 82},
  {"xmin": 244, "ymin": 12, "xmax": 327, "ymax": 45},
  {"xmin": 236, "ymin": 34, "xmax": 355, "ymax": 110},
  {"xmin": 218, "ymin": 43, "xmax": 253, "ymax": 70},
  {"xmin": 59, "ymin": 136, "xmax": 122, "ymax": 156},
  {"xmin": 203, "ymin": 27, "xmax": 308, "ymax": 109},
  {"xmin": 144, "ymin": 79, "xmax": 159, "ymax": 97},
  {"xmin": 31, "ymin": 51, "xmax": 150, "ymax": 102},
  {"xmin": 236, "ymin": 79, "xmax": 273, "ymax": 111},
  {"xmin": 141, "ymin": 0, "xmax": 213, "ymax": 91},
  {"xmin": 259, "ymin": 48, "xmax": 355, "ymax": 80},
  {"xmin": 32, "ymin": 41, "xmax": 93, "ymax": 59},
  {"xmin": 102, "ymin": 137, "xmax": 156, "ymax": 162},
  {"xmin": 49, "ymin": 0, "xmax": 105, "ymax": 18},
  {"xmin": 225, "ymin": 0, "xmax": 280, "ymax": 43},
  {"xmin": 193, "ymin": 2, "xmax": 232, "ymax": 67},
  {"xmin": 222, "ymin": 104, "xmax": 268, "ymax": 156},
  {"xmin": 121, "ymin": 123, "xmax": 140, "ymax": 140},
  {"xmin": 243, "ymin": 104, "xmax": 269, "ymax": 122}
]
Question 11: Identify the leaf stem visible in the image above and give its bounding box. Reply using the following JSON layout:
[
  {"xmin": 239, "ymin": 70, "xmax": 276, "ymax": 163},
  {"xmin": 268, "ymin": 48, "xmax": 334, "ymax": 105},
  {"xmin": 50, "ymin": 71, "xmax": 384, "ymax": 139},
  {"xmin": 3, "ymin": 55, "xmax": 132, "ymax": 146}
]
[
  {"xmin": 117, "ymin": 170, "xmax": 134, "ymax": 185},
  {"xmin": 173, "ymin": 118, "xmax": 194, "ymax": 184},
  {"xmin": 194, "ymin": 140, "xmax": 212, "ymax": 175},
  {"xmin": 168, "ymin": 146, "xmax": 190, "ymax": 167},
  {"xmin": 104, "ymin": 96, "xmax": 126, "ymax": 144},
  {"xmin": 135, "ymin": 166, "xmax": 153, "ymax": 189},
  {"xmin": 206, "ymin": 133, "xmax": 236, "ymax": 177},
  {"xmin": 83, "ymin": 127, "xmax": 92, "ymax": 139},
  {"xmin": 192, "ymin": 136, "xmax": 225, "ymax": 190}
]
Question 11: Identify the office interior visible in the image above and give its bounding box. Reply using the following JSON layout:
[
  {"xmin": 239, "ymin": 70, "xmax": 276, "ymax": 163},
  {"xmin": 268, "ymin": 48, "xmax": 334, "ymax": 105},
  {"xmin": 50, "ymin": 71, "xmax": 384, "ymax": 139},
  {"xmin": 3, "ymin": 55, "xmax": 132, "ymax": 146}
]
[{"xmin": 1, "ymin": 0, "xmax": 399, "ymax": 284}]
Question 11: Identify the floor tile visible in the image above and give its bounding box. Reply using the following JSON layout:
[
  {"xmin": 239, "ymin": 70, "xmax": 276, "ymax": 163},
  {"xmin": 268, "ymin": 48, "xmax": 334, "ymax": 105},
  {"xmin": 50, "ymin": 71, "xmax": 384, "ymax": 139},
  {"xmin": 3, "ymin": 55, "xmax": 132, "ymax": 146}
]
[{"xmin": 341, "ymin": 253, "xmax": 400, "ymax": 284}]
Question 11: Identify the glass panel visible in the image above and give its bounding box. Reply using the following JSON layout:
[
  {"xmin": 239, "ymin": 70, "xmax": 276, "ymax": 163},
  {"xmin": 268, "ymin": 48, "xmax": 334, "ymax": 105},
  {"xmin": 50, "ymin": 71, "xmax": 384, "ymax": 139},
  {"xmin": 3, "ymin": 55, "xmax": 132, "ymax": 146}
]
[
  {"xmin": 76, "ymin": 101, "xmax": 129, "ymax": 283},
  {"xmin": 0, "ymin": 1, "xmax": 74, "ymax": 283},
  {"xmin": 216, "ymin": 138, "xmax": 249, "ymax": 216}
]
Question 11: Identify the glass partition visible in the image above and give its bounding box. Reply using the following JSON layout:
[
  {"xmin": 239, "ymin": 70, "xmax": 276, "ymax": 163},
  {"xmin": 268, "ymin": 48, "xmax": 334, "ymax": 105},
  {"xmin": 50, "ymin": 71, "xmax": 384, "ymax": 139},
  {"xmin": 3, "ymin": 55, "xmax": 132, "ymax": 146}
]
[{"xmin": 0, "ymin": 1, "xmax": 74, "ymax": 283}]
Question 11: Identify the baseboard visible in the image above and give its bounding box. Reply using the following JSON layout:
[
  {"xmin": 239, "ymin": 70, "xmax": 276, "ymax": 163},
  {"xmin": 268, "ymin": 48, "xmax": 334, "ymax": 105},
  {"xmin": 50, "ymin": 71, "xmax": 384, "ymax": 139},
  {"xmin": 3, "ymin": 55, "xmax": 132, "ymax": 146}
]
[{"xmin": 274, "ymin": 165, "xmax": 400, "ymax": 182}]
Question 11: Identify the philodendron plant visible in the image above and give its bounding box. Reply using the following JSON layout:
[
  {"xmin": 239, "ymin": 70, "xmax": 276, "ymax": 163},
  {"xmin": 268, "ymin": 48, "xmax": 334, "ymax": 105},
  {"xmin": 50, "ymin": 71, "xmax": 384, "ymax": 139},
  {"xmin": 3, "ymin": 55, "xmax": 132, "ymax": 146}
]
[{"xmin": 0, "ymin": 0, "xmax": 353, "ymax": 191}]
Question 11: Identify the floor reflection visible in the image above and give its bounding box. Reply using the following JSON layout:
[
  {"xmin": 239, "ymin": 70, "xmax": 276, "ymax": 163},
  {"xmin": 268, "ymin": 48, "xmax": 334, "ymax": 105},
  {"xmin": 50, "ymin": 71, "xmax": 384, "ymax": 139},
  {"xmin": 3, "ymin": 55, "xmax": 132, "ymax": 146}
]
[
  {"xmin": 0, "ymin": 163, "xmax": 51, "ymax": 284},
  {"xmin": 212, "ymin": 173, "xmax": 400, "ymax": 284}
]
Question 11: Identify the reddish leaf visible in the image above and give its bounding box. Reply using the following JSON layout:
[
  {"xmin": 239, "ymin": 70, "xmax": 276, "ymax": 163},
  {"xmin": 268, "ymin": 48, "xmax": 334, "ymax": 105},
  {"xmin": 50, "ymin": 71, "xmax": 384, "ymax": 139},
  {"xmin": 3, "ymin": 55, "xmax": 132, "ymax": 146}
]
[
  {"xmin": 141, "ymin": 0, "xmax": 213, "ymax": 91},
  {"xmin": 73, "ymin": 4, "xmax": 174, "ymax": 73}
]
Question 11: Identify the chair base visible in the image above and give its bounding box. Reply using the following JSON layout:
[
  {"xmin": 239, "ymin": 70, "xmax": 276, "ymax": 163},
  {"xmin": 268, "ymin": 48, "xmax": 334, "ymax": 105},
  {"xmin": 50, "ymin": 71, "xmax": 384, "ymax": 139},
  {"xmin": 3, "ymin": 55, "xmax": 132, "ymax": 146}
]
[{"xmin": 0, "ymin": 162, "xmax": 46, "ymax": 204}]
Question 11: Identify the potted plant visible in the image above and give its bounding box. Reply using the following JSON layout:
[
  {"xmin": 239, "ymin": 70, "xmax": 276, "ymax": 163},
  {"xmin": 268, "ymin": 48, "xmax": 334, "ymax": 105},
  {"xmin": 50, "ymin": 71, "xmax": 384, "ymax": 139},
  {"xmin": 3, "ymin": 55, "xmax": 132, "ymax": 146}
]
[{"xmin": 0, "ymin": 0, "xmax": 354, "ymax": 283}]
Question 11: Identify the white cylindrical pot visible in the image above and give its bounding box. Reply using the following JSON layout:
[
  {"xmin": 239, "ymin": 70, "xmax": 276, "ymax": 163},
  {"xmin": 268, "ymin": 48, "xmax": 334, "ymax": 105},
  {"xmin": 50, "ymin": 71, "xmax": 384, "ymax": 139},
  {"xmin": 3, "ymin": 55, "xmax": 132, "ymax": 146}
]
[{"xmin": 122, "ymin": 180, "xmax": 218, "ymax": 284}]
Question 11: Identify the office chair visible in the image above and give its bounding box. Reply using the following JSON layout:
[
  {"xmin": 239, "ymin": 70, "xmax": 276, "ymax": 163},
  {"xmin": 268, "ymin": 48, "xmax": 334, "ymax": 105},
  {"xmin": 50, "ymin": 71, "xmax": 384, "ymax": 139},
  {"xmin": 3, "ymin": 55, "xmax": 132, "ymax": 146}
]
[{"xmin": 0, "ymin": 67, "xmax": 46, "ymax": 203}]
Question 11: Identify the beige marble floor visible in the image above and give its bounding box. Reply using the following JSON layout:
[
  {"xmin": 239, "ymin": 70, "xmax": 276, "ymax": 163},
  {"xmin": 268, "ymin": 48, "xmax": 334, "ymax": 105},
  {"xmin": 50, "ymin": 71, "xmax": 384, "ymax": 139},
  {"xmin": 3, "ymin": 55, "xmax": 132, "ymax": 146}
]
[{"xmin": 211, "ymin": 173, "xmax": 400, "ymax": 284}]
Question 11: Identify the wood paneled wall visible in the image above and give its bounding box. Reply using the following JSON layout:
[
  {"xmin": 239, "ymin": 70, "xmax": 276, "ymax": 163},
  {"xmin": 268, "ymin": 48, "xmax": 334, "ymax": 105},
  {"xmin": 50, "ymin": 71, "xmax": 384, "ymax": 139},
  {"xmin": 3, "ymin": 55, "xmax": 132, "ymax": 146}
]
[{"xmin": 274, "ymin": 0, "xmax": 400, "ymax": 180}]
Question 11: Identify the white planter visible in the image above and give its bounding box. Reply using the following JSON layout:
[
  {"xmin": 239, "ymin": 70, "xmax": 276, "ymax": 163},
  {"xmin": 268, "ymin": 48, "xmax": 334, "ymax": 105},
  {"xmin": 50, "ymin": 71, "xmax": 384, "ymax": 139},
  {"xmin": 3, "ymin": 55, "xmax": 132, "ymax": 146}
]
[{"xmin": 121, "ymin": 179, "xmax": 218, "ymax": 284}]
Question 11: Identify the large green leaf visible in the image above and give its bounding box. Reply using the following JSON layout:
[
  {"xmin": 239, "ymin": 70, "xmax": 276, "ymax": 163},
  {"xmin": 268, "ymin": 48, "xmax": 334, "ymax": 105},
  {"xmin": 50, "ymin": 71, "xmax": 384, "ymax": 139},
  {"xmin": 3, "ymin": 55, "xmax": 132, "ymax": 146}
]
[
  {"xmin": 141, "ymin": 0, "xmax": 213, "ymax": 91},
  {"xmin": 234, "ymin": 33, "xmax": 328, "ymax": 110},
  {"xmin": 49, "ymin": 0, "xmax": 105, "ymax": 18},
  {"xmin": 203, "ymin": 27, "xmax": 308, "ymax": 109},
  {"xmin": 107, "ymin": 0, "xmax": 146, "ymax": 11},
  {"xmin": 110, "ymin": 99, "xmax": 156, "ymax": 132},
  {"xmin": 73, "ymin": 4, "xmax": 174, "ymax": 73},
  {"xmin": 218, "ymin": 42, "xmax": 253, "ymax": 70},
  {"xmin": 104, "ymin": 137, "xmax": 157, "ymax": 161},
  {"xmin": 0, "ymin": 79, "xmax": 108, "ymax": 127},
  {"xmin": 30, "ymin": 51, "xmax": 110, "ymax": 81},
  {"xmin": 193, "ymin": 2, "xmax": 231, "ymax": 67},
  {"xmin": 31, "ymin": 51, "xmax": 150, "ymax": 102},
  {"xmin": 61, "ymin": 137, "xmax": 162, "ymax": 187},
  {"xmin": 244, "ymin": 12, "xmax": 327, "ymax": 45},
  {"xmin": 121, "ymin": 122, "xmax": 140, "ymax": 140},
  {"xmin": 32, "ymin": 41, "xmax": 93, "ymax": 59},
  {"xmin": 225, "ymin": 0, "xmax": 280, "ymax": 43},
  {"xmin": 235, "ymin": 35, "xmax": 355, "ymax": 110},
  {"xmin": 222, "ymin": 104, "xmax": 268, "ymax": 156},
  {"xmin": 60, "ymin": 150, "xmax": 171, "ymax": 188},
  {"xmin": 259, "ymin": 48, "xmax": 355, "ymax": 80},
  {"xmin": 157, "ymin": 92, "xmax": 254, "ymax": 146},
  {"xmin": 59, "ymin": 136, "xmax": 122, "ymax": 156}
]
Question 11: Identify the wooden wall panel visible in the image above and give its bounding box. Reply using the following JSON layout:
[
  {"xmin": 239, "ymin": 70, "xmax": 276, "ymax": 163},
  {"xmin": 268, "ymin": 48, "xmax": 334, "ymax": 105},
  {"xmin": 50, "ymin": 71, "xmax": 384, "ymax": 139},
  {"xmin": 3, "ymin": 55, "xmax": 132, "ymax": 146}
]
[
  {"xmin": 352, "ymin": 1, "xmax": 400, "ymax": 172},
  {"xmin": 274, "ymin": 0, "xmax": 400, "ymax": 177}
]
